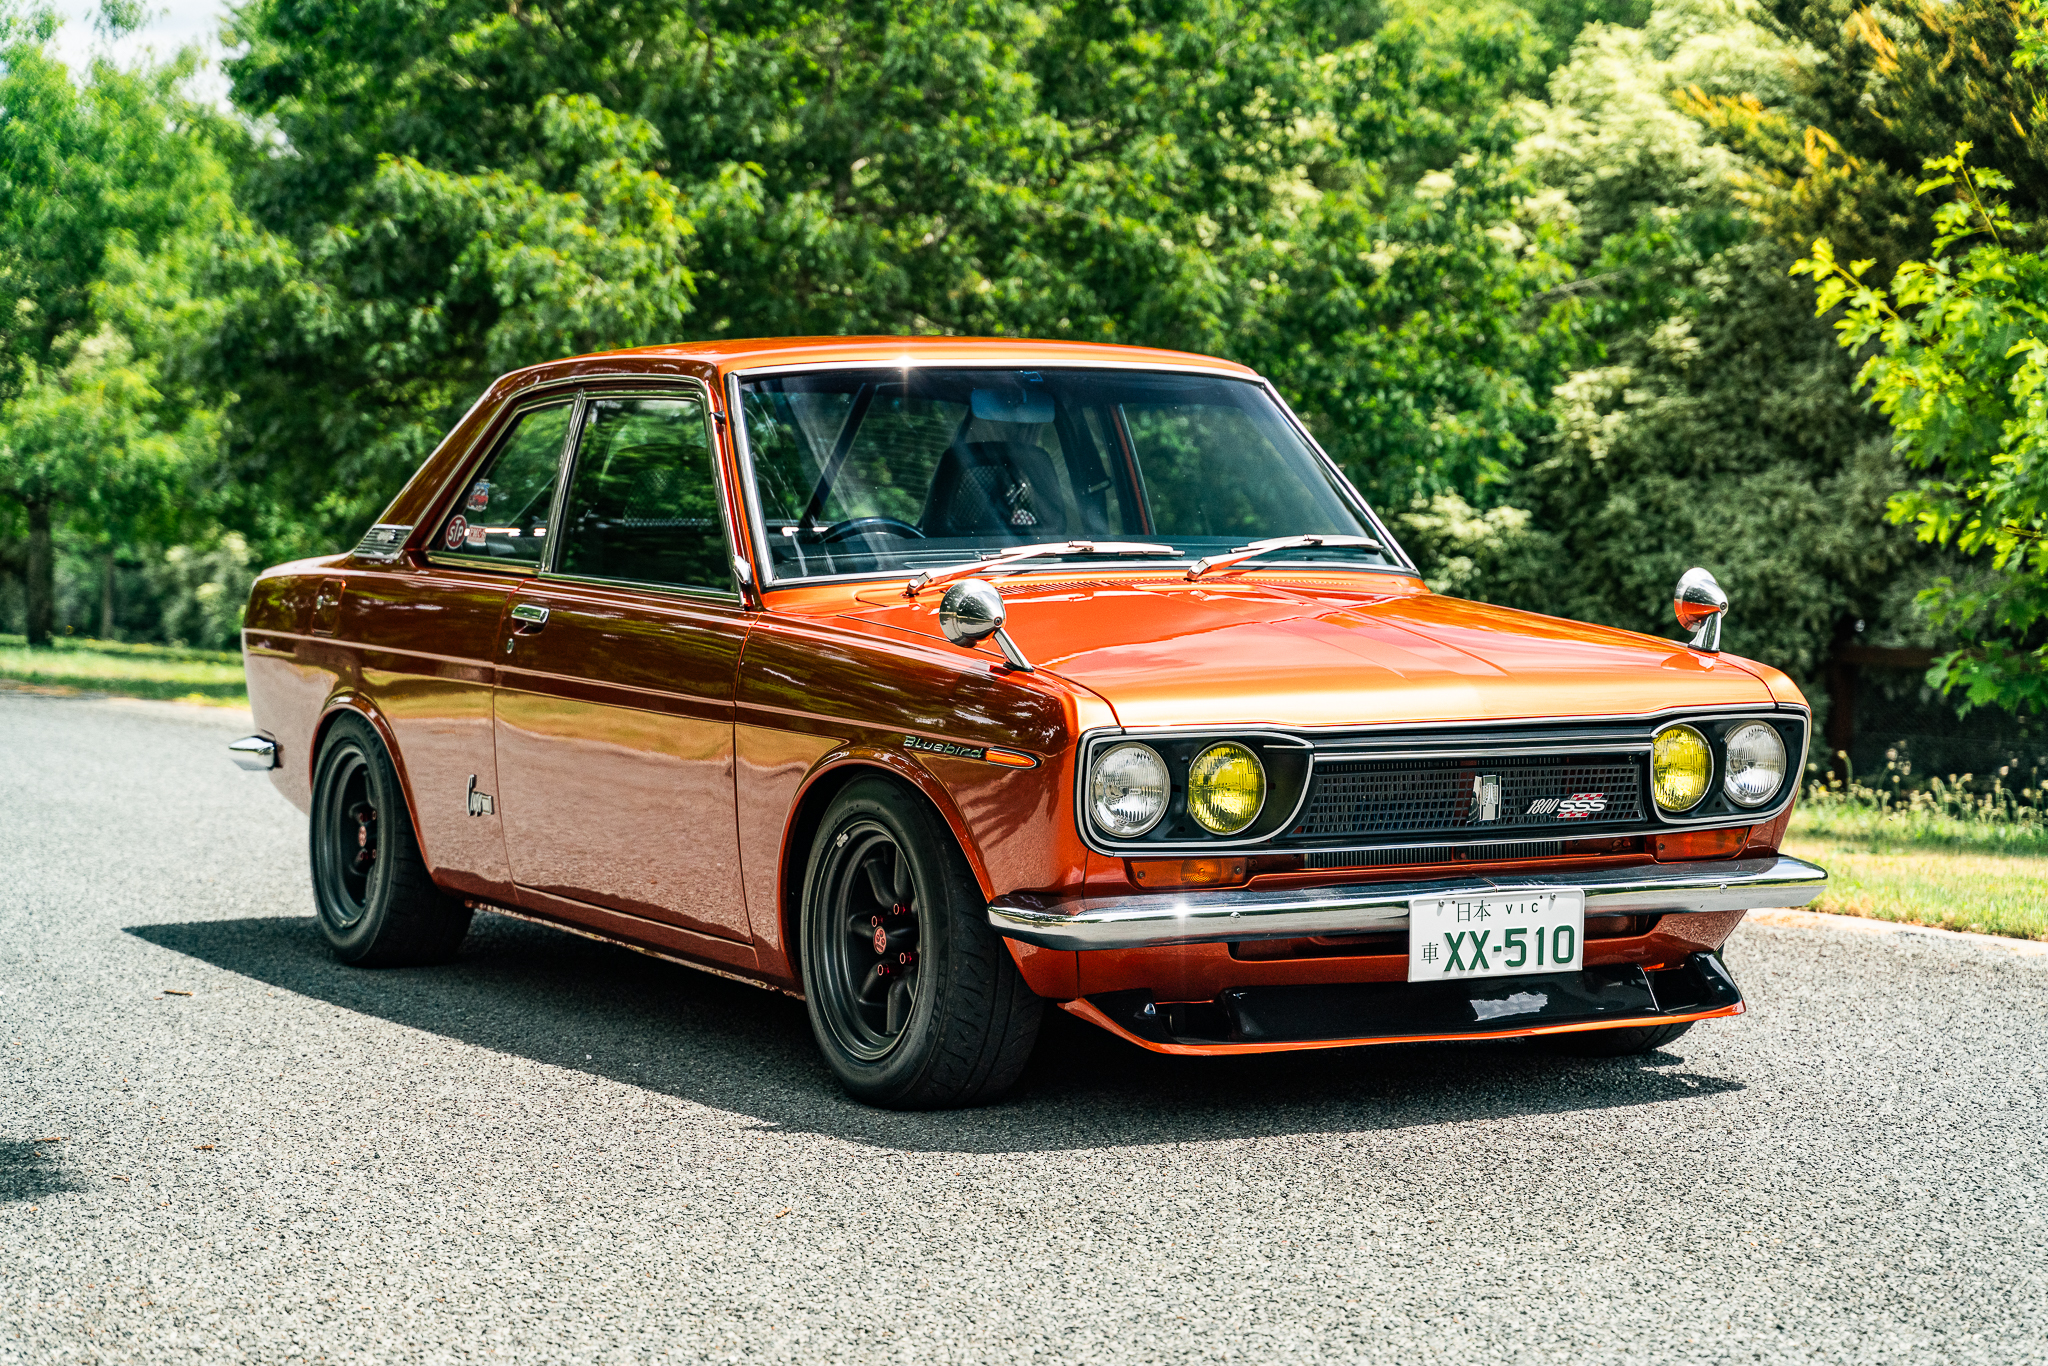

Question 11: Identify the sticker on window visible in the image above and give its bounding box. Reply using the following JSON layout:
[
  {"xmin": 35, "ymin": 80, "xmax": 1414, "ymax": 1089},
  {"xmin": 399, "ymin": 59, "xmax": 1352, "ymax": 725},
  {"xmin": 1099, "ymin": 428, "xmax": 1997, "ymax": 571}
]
[
  {"xmin": 466, "ymin": 481, "xmax": 491, "ymax": 512},
  {"xmin": 443, "ymin": 516, "xmax": 468, "ymax": 549}
]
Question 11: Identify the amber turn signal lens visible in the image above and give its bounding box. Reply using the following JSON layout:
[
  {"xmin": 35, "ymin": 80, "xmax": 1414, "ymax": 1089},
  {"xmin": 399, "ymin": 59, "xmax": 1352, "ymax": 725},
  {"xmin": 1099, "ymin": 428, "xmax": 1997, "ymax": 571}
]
[
  {"xmin": 1186, "ymin": 742, "xmax": 1266, "ymax": 835},
  {"xmin": 1652, "ymin": 724, "xmax": 1711, "ymax": 811},
  {"xmin": 1128, "ymin": 857, "xmax": 1249, "ymax": 889}
]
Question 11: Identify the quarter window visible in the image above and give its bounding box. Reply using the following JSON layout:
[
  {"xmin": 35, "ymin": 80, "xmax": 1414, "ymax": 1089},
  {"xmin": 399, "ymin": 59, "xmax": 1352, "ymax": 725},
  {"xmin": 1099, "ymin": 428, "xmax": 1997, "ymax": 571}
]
[
  {"xmin": 556, "ymin": 395, "xmax": 732, "ymax": 592},
  {"xmin": 439, "ymin": 404, "xmax": 573, "ymax": 565}
]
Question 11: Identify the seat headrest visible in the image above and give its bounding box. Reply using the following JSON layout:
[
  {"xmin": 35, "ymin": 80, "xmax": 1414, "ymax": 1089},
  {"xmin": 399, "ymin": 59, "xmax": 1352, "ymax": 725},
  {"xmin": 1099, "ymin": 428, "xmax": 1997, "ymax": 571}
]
[{"xmin": 920, "ymin": 440, "xmax": 1066, "ymax": 538}]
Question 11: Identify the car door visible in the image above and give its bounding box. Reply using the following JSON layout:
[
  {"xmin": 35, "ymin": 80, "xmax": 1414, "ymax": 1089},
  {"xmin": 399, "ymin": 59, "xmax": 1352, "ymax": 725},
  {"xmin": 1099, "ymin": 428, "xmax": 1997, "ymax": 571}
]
[
  {"xmin": 358, "ymin": 395, "xmax": 578, "ymax": 904},
  {"xmin": 492, "ymin": 385, "xmax": 755, "ymax": 947}
]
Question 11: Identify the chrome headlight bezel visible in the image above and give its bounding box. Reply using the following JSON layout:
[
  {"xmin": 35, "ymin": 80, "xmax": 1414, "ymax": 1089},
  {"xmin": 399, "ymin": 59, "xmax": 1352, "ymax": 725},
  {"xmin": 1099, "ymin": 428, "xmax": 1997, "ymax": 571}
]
[
  {"xmin": 1646, "ymin": 712, "xmax": 1810, "ymax": 826},
  {"xmin": 1074, "ymin": 729, "xmax": 1317, "ymax": 851},
  {"xmin": 1087, "ymin": 741, "xmax": 1170, "ymax": 839}
]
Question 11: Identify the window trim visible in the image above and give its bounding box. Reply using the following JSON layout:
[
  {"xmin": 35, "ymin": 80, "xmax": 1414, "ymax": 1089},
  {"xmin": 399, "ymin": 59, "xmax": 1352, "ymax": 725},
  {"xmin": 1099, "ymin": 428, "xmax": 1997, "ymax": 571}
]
[
  {"xmin": 722, "ymin": 359, "xmax": 1419, "ymax": 591},
  {"xmin": 537, "ymin": 379, "xmax": 745, "ymax": 604}
]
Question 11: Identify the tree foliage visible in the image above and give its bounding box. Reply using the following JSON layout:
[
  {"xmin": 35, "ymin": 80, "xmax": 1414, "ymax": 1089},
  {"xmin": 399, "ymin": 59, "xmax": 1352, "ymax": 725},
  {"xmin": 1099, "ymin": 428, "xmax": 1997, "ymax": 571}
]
[
  {"xmin": 3, "ymin": 0, "xmax": 2041, "ymax": 739},
  {"xmin": 209, "ymin": 0, "xmax": 1584, "ymax": 543},
  {"xmin": 0, "ymin": 3, "xmax": 232, "ymax": 641},
  {"xmin": 1798, "ymin": 142, "xmax": 2048, "ymax": 712}
]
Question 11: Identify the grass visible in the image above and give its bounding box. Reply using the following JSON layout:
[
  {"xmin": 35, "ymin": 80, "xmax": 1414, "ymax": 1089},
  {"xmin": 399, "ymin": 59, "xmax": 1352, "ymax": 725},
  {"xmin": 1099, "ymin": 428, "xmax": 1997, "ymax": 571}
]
[
  {"xmin": 0, "ymin": 633, "xmax": 246, "ymax": 706},
  {"xmin": 1785, "ymin": 769, "xmax": 2048, "ymax": 941}
]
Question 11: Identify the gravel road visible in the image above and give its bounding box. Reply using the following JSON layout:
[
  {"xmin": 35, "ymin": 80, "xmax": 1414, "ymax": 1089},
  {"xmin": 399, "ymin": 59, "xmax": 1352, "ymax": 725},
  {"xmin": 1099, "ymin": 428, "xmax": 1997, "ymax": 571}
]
[{"xmin": 4, "ymin": 691, "xmax": 2046, "ymax": 1365}]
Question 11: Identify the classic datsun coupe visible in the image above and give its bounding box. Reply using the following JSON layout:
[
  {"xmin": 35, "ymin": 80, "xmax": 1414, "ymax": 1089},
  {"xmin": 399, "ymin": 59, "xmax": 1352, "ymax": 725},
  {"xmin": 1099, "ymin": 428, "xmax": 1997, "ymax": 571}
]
[{"xmin": 234, "ymin": 337, "xmax": 1826, "ymax": 1108}]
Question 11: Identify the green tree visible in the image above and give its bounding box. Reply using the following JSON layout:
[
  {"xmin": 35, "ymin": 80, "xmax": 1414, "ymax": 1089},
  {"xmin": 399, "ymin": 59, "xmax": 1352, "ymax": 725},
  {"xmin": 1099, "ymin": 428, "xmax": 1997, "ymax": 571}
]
[
  {"xmin": 0, "ymin": 3, "xmax": 233, "ymax": 642},
  {"xmin": 1416, "ymin": 0, "xmax": 1920, "ymax": 717},
  {"xmin": 211, "ymin": 0, "xmax": 1578, "ymax": 546},
  {"xmin": 1796, "ymin": 142, "xmax": 2048, "ymax": 712}
]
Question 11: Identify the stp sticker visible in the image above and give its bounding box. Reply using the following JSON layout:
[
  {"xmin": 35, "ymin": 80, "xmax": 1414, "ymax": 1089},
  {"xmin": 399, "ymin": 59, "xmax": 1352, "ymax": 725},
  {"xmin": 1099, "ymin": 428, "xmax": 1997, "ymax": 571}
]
[
  {"xmin": 466, "ymin": 481, "xmax": 491, "ymax": 512},
  {"xmin": 443, "ymin": 516, "xmax": 468, "ymax": 549}
]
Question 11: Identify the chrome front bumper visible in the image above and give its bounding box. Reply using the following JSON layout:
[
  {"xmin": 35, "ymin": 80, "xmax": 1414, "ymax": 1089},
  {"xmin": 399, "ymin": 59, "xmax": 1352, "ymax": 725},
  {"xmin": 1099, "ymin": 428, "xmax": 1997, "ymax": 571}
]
[{"xmin": 987, "ymin": 855, "xmax": 1827, "ymax": 952}]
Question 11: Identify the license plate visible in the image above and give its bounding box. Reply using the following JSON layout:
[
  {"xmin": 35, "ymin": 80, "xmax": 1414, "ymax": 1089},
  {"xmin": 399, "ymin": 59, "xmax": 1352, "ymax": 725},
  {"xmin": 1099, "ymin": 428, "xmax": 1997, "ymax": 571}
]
[{"xmin": 1407, "ymin": 889, "xmax": 1585, "ymax": 983}]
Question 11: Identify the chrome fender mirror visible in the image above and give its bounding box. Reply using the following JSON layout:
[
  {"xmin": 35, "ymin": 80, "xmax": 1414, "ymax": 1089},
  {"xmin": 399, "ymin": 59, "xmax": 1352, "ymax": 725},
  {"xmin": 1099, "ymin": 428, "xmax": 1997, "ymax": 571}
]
[
  {"xmin": 937, "ymin": 579, "xmax": 1034, "ymax": 672},
  {"xmin": 1674, "ymin": 567, "xmax": 1727, "ymax": 653}
]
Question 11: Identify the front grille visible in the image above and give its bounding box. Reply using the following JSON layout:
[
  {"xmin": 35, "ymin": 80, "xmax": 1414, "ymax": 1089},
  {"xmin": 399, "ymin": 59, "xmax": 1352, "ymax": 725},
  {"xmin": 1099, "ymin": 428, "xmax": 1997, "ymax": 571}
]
[
  {"xmin": 1291, "ymin": 753, "xmax": 1644, "ymax": 843},
  {"xmin": 1304, "ymin": 840, "xmax": 1565, "ymax": 870}
]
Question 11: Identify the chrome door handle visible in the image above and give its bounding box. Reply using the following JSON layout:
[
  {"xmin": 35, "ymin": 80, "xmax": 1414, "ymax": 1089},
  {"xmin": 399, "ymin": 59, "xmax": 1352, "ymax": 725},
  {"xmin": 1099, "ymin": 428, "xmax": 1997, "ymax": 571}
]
[{"xmin": 509, "ymin": 603, "xmax": 549, "ymax": 628}]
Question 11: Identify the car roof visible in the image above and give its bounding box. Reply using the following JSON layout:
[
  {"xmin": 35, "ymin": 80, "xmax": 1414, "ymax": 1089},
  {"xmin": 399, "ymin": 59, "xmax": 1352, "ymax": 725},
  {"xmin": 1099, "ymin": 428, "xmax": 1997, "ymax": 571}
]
[{"xmin": 526, "ymin": 335, "xmax": 1260, "ymax": 380}]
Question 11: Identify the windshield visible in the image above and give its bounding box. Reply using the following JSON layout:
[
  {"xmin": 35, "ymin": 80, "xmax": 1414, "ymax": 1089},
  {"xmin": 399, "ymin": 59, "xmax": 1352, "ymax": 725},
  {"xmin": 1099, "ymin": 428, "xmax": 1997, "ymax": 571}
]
[{"xmin": 735, "ymin": 366, "xmax": 1399, "ymax": 583}]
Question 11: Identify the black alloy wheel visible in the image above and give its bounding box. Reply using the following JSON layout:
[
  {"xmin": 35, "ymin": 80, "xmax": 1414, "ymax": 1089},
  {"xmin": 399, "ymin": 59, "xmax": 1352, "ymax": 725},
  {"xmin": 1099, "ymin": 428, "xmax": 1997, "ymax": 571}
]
[
  {"xmin": 312, "ymin": 743, "xmax": 379, "ymax": 928},
  {"xmin": 309, "ymin": 713, "xmax": 472, "ymax": 967},
  {"xmin": 799, "ymin": 777, "xmax": 1042, "ymax": 1109},
  {"xmin": 813, "ymin": 819, "xmax": 925, "ymax": 1057}
]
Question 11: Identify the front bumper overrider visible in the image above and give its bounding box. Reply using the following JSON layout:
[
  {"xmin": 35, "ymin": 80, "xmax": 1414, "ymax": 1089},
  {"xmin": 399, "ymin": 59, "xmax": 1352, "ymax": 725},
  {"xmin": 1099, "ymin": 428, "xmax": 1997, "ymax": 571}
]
[{"xmin": 987, "ymin": 854, "xmax": 1827, "ymax": 952}]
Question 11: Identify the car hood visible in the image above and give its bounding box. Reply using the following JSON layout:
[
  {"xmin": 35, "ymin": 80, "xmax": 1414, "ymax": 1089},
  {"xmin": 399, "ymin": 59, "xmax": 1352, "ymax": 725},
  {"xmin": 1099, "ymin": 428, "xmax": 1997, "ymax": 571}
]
[{"xmin": 842, "ymin": 574, "xmax": 1777, "ymax": 729}]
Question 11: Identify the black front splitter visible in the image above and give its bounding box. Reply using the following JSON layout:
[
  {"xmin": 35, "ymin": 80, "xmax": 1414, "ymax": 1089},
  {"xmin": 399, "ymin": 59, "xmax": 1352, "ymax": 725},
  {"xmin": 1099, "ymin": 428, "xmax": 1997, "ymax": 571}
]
[{"xmin": 1087, "ymin": 952, "xmax": 1741, "ymax": 1048}]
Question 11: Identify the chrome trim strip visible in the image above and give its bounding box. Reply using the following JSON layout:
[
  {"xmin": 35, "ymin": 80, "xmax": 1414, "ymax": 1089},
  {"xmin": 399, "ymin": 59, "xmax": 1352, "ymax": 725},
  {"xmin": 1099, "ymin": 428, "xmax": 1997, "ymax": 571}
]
[
  {"xmin": 988, "ymin": 855, "xmax": 1827, "ymax": 951},
  {"xmin": 228, "ymin": 735, "xmax": 278, "ymax": 772},
  {"xmin": 1310, "ymin": 743, "xmax": 1654, "ymax": 761},
  {"xmin": 536, "ymin": 571, "xmax": 743, "ymax": 605},
  {"xmin": 724, "ymin": 356, "xmax": 1258, "ymax": 381}
]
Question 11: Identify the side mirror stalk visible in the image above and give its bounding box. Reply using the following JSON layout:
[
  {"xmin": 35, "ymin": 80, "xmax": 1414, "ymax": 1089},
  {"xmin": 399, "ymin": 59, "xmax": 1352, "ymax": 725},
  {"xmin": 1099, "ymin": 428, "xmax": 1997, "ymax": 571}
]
[{"xmin": 938, "ymin": 579, "xmax": 1035, "ymax": 673}]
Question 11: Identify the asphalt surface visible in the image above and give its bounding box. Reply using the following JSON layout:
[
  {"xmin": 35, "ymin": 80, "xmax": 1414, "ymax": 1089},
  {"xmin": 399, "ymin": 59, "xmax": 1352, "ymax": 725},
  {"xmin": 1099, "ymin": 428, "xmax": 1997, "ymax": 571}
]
[{"xmin": 3, "ymin": 692, "xmax": 2046, "ymax": 1365}]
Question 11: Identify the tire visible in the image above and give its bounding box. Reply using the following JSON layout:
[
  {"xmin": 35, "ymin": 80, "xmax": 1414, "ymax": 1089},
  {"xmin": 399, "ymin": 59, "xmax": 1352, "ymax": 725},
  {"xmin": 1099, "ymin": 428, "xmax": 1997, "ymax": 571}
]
[
  {"xmin": 309, "ymin": 713, "xmax": 472, "ymax": 967},
  {"xmin": 1540, "ymin": 1021, "xmax": 1693, "ymax": 1057},
  {"xmin": 798, "ymin": 776, "xmax": 1042, "ymax": 1109}
]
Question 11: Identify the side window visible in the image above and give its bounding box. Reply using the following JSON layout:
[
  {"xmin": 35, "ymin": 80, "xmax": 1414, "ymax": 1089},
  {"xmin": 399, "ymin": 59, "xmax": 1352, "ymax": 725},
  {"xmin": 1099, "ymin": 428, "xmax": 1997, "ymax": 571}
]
[
  {"xmin": 556, "ymin": 395, "xmax": 733, "ymax": 592},
  {"xmin": 439, "ymin": 404, "xmax": 573, "ymax": 565}
]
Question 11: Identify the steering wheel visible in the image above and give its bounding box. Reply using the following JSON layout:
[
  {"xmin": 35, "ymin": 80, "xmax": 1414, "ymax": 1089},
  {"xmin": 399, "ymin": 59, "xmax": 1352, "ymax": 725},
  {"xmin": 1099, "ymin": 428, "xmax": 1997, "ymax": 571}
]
[{"xmin": 816, "ymin": 516, "xmax": 926, "ymax": 545}]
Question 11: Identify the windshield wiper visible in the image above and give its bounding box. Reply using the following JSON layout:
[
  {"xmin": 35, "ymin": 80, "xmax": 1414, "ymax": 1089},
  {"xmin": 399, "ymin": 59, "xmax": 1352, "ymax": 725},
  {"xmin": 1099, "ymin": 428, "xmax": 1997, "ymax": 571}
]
[
  {"xmin": 904, "ymin": 540, "xmax": 1180, "ymax": 598},
  {"xmin": 1184, "ymin": 533, "xmax": 1383, "ymax": 581}
]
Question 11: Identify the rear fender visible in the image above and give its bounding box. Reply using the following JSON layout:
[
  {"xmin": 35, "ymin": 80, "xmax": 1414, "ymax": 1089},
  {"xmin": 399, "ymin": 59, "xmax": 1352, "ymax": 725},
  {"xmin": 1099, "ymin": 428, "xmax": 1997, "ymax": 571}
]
[{"xmin": 311, "ymin": 693, "xmax": 431, "ymax": 871}]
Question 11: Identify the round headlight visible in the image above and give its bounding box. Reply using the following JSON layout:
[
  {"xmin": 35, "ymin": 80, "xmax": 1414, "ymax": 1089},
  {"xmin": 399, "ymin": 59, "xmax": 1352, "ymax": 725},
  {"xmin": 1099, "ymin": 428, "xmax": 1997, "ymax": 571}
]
[
  {"xmin": 1186, "ymin": 742, "xmax": 1266, "ymax": 835},
  {"xmin": 1723, "ymin": 722, "xmax": 1787, "ymax": 807},
  {"xmin": 1089, "ymin": 742, "xmax": 1169, "ymax": 838},
  {"xmin": 1652, "ymin": 724, "xmax": 1711, "ymax": 811}
]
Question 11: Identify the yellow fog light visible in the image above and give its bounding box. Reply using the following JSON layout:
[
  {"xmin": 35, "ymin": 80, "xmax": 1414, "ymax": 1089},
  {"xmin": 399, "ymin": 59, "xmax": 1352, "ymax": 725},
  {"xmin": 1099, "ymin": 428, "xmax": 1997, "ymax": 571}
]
[
  {"xmin": 1652, "ymin": 724, "xmax": 1711, "ymax": 812},
  {"xmin": 1187, "ymin": 742, "xmax": 1266, "ymax": 835}
]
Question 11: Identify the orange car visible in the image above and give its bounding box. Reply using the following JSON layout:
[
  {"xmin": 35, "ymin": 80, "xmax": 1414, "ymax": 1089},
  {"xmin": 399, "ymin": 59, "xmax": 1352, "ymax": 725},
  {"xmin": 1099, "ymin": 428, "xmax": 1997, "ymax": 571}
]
[{"xmin": 234, "ymin": 337, "xmax": 1825, "ymax": 1108}]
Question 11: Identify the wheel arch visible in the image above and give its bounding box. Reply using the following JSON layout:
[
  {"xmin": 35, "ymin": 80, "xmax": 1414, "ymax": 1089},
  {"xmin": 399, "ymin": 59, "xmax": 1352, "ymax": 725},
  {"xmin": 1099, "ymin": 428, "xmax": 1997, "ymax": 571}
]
[
  {"xmin": 776, "ymin": 747, "xmax": 992, "ymax": 984},
  {"xmin": 310, "ymin": 693, "xmax": 432, "ymax": 867}
]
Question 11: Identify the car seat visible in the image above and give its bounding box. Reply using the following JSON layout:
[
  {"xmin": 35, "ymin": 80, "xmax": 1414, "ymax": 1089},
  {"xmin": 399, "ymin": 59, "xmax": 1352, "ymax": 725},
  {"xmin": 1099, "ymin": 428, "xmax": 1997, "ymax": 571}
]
[{"xmin": 919, "ymin": 440, "xmax": 1068, "ymax": 538}]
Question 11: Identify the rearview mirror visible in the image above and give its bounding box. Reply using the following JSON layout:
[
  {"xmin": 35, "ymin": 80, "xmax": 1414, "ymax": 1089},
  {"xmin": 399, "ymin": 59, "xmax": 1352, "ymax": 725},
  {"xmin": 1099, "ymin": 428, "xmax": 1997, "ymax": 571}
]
[{"xmin": 969, "ymin": 387, "xmax": 1055, "ymax": 424}]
